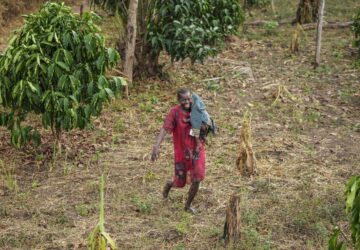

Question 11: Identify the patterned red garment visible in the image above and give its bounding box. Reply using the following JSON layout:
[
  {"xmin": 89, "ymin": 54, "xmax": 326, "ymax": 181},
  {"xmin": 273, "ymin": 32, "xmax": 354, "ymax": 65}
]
[{"xmin": 163, "ymin": 105, "xmax": 206, "ymax": 188}]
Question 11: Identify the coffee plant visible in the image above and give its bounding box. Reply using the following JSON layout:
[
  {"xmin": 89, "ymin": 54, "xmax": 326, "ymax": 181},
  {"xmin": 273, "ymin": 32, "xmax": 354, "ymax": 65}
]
[
  {"xmin": 0, "ymin": 2, "xmax": 125, "ymax": 147},
  {"xmin": 92, "ymin": 0, "xmax": 244, "ymax": 65},
  {"xmin": 147, "ymin": 0, "xmax": 245, "ymax": 63}
]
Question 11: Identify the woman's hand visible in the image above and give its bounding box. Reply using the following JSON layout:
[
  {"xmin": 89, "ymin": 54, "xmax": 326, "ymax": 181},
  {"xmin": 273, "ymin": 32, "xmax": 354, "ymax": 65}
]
[
  {"xmin": 193, "ymin": 136, "xmax": 201, "ymax": 160},
  {"xmin": 151, "ymin": 145, "xmax": 160, "ymax": 161},
  {"xmin": 193, "ymin": 144, "xmax": 201, "ymax": 160}
]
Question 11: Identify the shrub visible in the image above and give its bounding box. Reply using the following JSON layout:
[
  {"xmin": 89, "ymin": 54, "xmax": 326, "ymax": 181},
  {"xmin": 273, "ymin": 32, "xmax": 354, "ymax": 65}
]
[
  {"xmin": 147, "ymin": 0, "xmax": 245, "ymax": 63},
  {"xmin": 345, "ymin": 176, "xmax": 360, "ymax": 248},
  {"xmin": 0, "ymin": 2, "xmax": 125, "ymax": 147},
  {"xmin": 328, "ymin": 176, "xmax": 360, "ymax": 249},
  {"xmin": 264, "ymin": 21, "xmax": 279, "ymax": 35}
]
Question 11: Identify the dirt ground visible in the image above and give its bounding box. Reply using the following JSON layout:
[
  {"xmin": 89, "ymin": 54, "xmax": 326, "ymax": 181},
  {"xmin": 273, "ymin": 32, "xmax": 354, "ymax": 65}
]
[{"xmin": 0, "ymin": 1, "xmax": 359, "ymax": 249}]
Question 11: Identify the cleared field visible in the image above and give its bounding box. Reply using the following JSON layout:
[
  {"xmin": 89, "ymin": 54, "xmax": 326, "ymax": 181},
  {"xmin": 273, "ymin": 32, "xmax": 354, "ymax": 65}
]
[{"xmin": 0, "ymin": 0, "xmax": 359, "ymax": 249}]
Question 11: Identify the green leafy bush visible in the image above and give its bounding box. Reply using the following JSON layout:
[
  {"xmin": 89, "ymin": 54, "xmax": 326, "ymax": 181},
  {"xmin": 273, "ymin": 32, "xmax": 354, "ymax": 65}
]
[
  {"xmin": 328, "ymin": 176, "xmax": 360, "ymax": 249},
  {"xmin": 345, "ymin": 176, "xmax": 360, "ymax": 248},
  {"xmin": 264, "ymin": 21, "xmax": 279, "ymax": 35},
  {"xmin": 147, "ymin": 0, "xmax": 245, "ymax": 63},
  {"xmin": 353, "ymin": 8, "xmax": 360, "ymax": 62},
  {"xmin": 0, "ymin": 2, "xmax": 125, "ymax": 147}
]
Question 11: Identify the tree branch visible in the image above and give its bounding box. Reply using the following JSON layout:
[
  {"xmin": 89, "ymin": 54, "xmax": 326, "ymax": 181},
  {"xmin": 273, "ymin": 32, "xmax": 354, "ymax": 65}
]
[
  {"xmin": 244, "ymin": 20, "xmax": 353, "ymax": 30},
  {"xmin": 303, "ymin": 21, "xmax": 353, "ymax": 30}
]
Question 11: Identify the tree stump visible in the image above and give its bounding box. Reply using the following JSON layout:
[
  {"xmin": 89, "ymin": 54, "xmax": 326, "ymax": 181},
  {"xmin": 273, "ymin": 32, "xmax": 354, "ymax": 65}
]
[
  {"xmin": 223, "ymin": 193, "xmax": 241, "ymax": 246},
  {"xmin": 236, "ymin": 111, "xmax": 257, "ymax": 177}
]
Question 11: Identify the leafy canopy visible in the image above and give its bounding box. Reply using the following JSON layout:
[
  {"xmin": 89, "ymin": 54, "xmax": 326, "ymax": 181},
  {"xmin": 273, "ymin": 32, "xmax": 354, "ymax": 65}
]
[
  {"xmin": 90, "ymin": 0, "xmax": 244, "ymax": 65},
  {"xmin": 0, "ymin": 2, "xmax": 125, "ymax": 147},
  {"xmin": 147, "ymin": 0, "xmax": 245, "ymax": 63}
]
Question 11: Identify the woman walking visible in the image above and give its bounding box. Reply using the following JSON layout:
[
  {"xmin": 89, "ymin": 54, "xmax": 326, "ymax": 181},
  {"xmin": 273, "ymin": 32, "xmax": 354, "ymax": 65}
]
[{"xmin": 151, "ymin": 88, "xmax": 208, "ymax": 214}]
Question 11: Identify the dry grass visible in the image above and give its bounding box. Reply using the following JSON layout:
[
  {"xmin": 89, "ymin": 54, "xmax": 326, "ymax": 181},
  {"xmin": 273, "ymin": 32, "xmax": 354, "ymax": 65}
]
[{"xmin": 0, "ymin": 0, "xmax": 359, "ymax": 249}]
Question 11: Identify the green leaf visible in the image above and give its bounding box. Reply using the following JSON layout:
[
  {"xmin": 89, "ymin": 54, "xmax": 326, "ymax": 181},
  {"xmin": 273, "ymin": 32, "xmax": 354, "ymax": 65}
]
[
  {"xmin": 346, "ymin": 177, "xmax": 358, "ymax": 212},
  {"xmin": 328, "ymin": 229, "xmax": 346, "ymax": 250},
  {"xmin": 107, "ymin": 48, "xmax": 117, "ymax": 64},
  {"xmin": 101, "ymin": 231, "xmax": 118, "ymax": 250},
  {"xmin": 69, "ymin": 95, "xmax": 79, "ymax": 106},
  {"xmin": 27, "ymin": 81, "xmax": 38, "ymax": 93},
  {"xmin": 48, "ymin": 32, "xmax": 54, "ymax": 42},
  {"xmin": 98, "ymin": 75, "xmax": 108, "ymax": 87},
  {"xmin": 13, "ymin": 49, "xmax": 23, "ymax": 63},
  {"xmin": 56, "ymin": 61, "xmax": 70, "ymax": 72},
  {"xmin": 96, "ymin": 54, "xmax": 105, "ymax": 71},
  {"xmin": 63, "ymin": 50, "xmax": 74, "ymax": 65},
  {"xmin": 47, "ymin": 64, "xmax": 55, "ymax": 80},
  {"xmin": 63, "ymin": 98, "xmax": 69, "ymax": 110},
  {"xmin": 104, "ymin": 88, "xmax": 114, "ymax": 99},
  {"xmin": 15, "ymin": 60, "xmax": 25, "ymax": 74},
  {"xmin": 69, "ymin": 75, "xmax": 79, "ymax": 90},
  {"xmin": 57, "ymin": 75, "xmax": 68, "ymax": 90},
  {"xmin": 31, "ymin": 129, "xmax": 41, "ymax": 147}
]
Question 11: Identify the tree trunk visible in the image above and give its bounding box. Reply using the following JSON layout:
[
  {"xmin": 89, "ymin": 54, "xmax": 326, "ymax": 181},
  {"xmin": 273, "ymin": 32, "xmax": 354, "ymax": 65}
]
[
  {"xmin": 315, "ymin": 0, "xmax": 325, "ymax": 67},
  {"xmin": 223, "ymin": 193, "xmax": 241, "ymax": 246},
  {"xmin": 124, "ymin": 0, "xmax": 139, "ymax": 98},
  {"xmin": 81, "ymin": 0, "xmax": 89, "ymax": 13},
  {"xmin": 236, "ymin": 112, "xmax": 257, "ymax": 177},
  {"xmin": 271, "ymin": 0, "xmax": 276, "ymax": 15},
  {"xmin": 293, "ymin": 0, "xmax": 320, "ymax": 24}
]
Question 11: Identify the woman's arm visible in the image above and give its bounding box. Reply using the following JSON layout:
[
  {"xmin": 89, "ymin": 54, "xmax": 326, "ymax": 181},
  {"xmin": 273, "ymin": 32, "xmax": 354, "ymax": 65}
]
[
  {"xmin": 194, "ymin": 136, "xmax": 201, "ymax": 160},
  {"xmin": 151, "ymin": 127, "xmax": 167, "ymax": 161}
]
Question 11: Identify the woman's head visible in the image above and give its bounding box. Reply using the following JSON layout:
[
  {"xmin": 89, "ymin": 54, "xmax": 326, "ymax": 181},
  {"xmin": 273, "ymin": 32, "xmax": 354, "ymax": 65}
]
[{"xmin": 177, "ymin": 88, "xmax": 192, "ymax": 111}]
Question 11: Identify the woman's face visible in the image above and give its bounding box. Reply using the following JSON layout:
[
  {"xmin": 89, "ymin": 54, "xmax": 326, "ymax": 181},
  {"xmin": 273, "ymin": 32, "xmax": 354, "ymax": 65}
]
[{"xmin": 178, "ymin": 92, "xmax": 192, "ymax": 111}]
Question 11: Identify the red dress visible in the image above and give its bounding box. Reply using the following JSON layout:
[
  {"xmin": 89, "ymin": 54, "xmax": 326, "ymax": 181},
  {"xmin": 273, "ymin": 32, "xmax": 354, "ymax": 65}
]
[{"xmin": 163, "ymin": 105, "xmax": 206, "ymax": 187}]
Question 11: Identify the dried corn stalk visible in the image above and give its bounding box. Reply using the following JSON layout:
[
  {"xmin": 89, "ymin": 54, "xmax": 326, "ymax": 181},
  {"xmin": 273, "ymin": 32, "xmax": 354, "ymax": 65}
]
[
  {"xmin": 236, "ymin": 111, "xmax": 257, "ymax": 176},
  {"xmin": 223, "ymin": 193, "xmax": 241, "ymax": 246},
  {"xmin": 272, "ymin": 84, "xmax": 297, "ymax": 105},
  {"xmin": 290, "ymin": 22, "xmax": 308, "ymax": 53}
]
